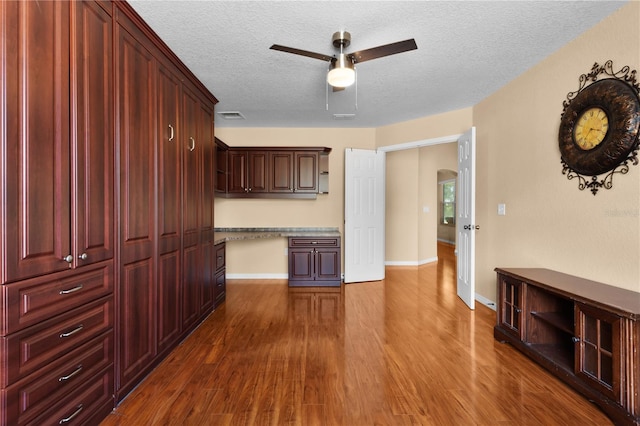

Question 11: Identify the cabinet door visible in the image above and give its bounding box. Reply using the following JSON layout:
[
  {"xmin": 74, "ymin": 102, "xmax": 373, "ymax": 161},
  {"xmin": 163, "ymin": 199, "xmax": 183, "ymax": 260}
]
[
  {"xmin": 215, "ymin": 140, "xmax": 228, "ymax": 193},
  {"xmin": 181, "ymin": 85, "xmax": 202, "ymax": 329},
  {"xmin": 289, "ymin": 249, "xmax": 314, "ymax": 282},
  {"xmin": 575, "ymin": 303, "xmax": 623, "ymax": 402},
  {"xmin": 116, "ymin": 15, "xmax": 157, "ymax": 397},
  {"xmin": 270, "ymin": 151, "xmax": 294, "ymax": 193},
  {"xmin": 2, "ymin": 0, "xmax": 71, "ymax": 282},
  {"xmin": 199, "ymin": 102, "xmax": 215, "ymax": 316},
  {"xmin": 156, "ymin": 61, "xmax": 182, "ymax": 353},
  {"xmin": 227, "ymin": 150, "xmax": 247, "ymax": 193},
  {"xmin": 247, "ymin": 151, "xmax": 269, "ymax": 193},
  {"xmin": 315, "ymin": 248, "xmax": 340, "ymax": 281},
  {"xmin": 498, "ymin": 275, "xmax": 525, "ymax": 339},
  {"xmin": 294, "ymin": 151, "xmax": 318, "ymax": 193},
  {"xmin": 72, "ymin": 0, "xmax": 114, "ymax": 266}
]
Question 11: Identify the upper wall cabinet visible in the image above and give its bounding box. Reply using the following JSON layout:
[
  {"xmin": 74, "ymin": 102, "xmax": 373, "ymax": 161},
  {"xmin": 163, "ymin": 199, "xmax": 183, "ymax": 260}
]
[{"xmin": 216, "ymin": 143, "xmax": 331, "ymax": 199}]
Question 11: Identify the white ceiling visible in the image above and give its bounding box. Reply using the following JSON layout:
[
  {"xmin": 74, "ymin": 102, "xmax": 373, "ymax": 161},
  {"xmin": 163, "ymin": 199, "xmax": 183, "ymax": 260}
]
[{"xmin": 127, "ymin": 0, "xmax": 626, "ymax": 128}]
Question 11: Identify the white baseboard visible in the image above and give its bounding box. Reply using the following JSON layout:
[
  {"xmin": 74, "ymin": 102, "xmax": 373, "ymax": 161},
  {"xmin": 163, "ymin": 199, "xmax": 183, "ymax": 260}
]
[
  {"xmin": 226, "ymin": 273, "xmax": 288, "ymax": 280},
  {"xmin": 476, "ymin": 293, "xmax": 496, "ymax": 310},
  {"xmin": 385, "ymin": 257, "xmax": 438, "ymax": 266}
]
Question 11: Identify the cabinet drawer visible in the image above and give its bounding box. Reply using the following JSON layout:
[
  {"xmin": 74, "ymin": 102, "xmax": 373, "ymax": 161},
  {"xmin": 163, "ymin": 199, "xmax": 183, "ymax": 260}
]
[
  {"xmin": 1, "ymin": 264, "xmax": 114, "ymax": 335},
  {"xmin": 214, "ymin": 270, "xmax": 226, "ymax": 307},
  {"xmin": 215, "ymin": 243, "xmax": 226, "ymax": 271},
  {"xmin": 3, "ymin": 331, "xmax": 113, "ymax": 425},
  {"xmin": 26, "ymin": 366, "xmax": 114, "ymax": 426},
  {"xmin": 288, "ymin": 237, "xmax": 339, "ymax": 248},
  {"xmin": 1, "ymin": 297, "xmax": 113, "ymax": 386}
]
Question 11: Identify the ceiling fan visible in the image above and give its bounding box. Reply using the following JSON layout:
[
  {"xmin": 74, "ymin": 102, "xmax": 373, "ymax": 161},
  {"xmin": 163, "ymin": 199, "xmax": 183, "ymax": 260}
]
[{"xmin": 270, "ymin": 31, "xmax": 417, "ymax": 89}]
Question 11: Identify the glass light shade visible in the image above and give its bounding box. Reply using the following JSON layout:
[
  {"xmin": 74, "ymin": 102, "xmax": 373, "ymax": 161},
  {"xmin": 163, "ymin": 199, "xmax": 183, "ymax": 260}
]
[{"xmin": 327, "ymin": 54, "xmax": 355, "ymax": 87}]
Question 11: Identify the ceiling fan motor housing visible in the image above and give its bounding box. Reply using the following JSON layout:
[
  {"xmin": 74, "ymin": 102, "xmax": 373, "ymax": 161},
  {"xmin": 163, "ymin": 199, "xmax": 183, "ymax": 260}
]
[{"xmin": 332, "ymin": 31, "xmax": 351, "ymax": 48}]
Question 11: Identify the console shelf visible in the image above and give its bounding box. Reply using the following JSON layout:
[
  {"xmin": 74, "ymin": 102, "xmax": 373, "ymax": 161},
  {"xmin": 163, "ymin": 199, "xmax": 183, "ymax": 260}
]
[{"xmin": 494, "ymin": 268, "xmax": 640, "ymax": 426}]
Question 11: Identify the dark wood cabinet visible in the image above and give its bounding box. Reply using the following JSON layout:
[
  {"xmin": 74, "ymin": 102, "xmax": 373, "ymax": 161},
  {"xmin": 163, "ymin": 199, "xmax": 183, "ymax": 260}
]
[
  {"xmin": 494, "ymin": 268, "xmax": 640, "ymax": 426},
  {"xmin": 1, "ymin": 1, "xmax": 218, "ymax": 423},
  {"xmin": 288, "ymin": 237, "xmax": 341, "ymax": 287},
  {"xmin": 156, "ymin": 60, "xmax": 183, "ymax": 355},
  {"xmin": 1, "ymin": 2, "xmax": 115, "ymax": 424},
  {"xmin": 215, "ymin": 137, "xmax": 229, "ymax": 193},
  {"xmin": 214, "ymin": 242, "xmax": 226, "ymax": 307},
  {"xmin": 116, "ymin": 11, "xmax": 158, "ymax": 398},
  {"xmin": 228, "ymin": 149, "xmax": 269, "ymax": 194},
  {"xmin": 217, "ymin": 143, "xmax": 330, "ymax": 198}
]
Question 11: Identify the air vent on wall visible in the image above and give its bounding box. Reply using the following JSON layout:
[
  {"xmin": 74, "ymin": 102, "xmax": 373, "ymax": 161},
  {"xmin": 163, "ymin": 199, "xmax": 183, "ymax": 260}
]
[{"xmin": 217, "ymin": 111, "xmax": 246, "ymax": 120}]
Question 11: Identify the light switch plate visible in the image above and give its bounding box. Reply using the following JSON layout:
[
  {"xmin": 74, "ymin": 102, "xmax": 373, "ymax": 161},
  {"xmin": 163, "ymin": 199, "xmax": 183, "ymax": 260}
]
[{"xmin": 497, "ymin": 203, "xmax": 506, "ymax": 216}]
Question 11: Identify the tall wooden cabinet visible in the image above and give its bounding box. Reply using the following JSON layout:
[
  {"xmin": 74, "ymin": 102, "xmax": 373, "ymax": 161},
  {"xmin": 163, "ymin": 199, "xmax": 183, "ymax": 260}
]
[
  {"xmin": 1, "ymin": 1, "xmax": 218, "ymax": 423},
  {"xmin": 494, "ymin": 268, "xmax": 640, "ymax": 426},
  {"xmin": 114, "ymin": 6, "xmax": 217, "ymax": 401},
  {"xmin": 1, "ymin": 1, "xmax": 115, "ymax": 424}
]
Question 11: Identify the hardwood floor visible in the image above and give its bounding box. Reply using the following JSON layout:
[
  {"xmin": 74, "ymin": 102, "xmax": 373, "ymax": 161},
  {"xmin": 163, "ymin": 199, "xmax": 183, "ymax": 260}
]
[{"xmin": 101, "ymin": 243, "xmax": 613, "ymax": 425}]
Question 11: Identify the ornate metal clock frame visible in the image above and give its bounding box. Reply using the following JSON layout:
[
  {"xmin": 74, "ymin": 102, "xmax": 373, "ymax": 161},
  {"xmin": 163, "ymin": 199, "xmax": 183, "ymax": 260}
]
[{"xmin": 559, "ymin": 61, "xmax": 640, "ymax": 195}]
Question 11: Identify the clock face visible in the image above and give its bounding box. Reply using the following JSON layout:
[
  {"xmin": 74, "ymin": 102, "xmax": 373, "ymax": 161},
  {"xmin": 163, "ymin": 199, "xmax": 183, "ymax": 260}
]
[{"xmin": 574, "ymin": 107, "xmax": 609, "ymax": 150}]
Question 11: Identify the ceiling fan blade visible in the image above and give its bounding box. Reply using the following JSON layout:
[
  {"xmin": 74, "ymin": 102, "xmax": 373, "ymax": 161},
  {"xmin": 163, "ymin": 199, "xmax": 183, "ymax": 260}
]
[
  {"xmin": 349, "ymin": 39, "xmax": 417, "ymax": 64},
  {"xmin": 270, "ymin": 44, "xmax": 333, "ymax": 62}
]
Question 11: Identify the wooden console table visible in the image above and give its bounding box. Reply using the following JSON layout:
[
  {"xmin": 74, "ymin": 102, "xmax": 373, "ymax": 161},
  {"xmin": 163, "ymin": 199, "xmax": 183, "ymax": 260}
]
[{"xmin": 494, "ymin": 268, "xmax": 640, "ymax": 426}]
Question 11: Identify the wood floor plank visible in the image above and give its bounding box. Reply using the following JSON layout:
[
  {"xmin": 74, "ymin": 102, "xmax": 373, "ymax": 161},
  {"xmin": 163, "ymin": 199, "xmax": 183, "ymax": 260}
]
[{"xmin": 102, "ymin": 243, "xmax": 613, "ymax": 425}]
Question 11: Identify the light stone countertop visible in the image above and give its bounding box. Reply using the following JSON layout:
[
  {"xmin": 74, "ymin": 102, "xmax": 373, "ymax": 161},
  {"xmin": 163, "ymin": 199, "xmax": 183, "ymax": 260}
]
[{"xmin": 213, "ymin": 227, "xmax": 340, "ymax": 245}]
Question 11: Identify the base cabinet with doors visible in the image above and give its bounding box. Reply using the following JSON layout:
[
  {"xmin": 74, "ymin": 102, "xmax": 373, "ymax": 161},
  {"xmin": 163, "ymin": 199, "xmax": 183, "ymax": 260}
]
[
  {"xmin": 494, "ymin": 268, "xmax": 640, "ymax": 426},
  {"xmin": 288, "ymin": 237, "xmax": 341, "ymax": 287}
]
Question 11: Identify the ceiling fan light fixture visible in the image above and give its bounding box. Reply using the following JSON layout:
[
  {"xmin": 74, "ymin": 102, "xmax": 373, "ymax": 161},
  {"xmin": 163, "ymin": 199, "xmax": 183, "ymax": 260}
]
[{"xmin": 327, "ymin": 54, "xmax": 355, "ymax": 88}]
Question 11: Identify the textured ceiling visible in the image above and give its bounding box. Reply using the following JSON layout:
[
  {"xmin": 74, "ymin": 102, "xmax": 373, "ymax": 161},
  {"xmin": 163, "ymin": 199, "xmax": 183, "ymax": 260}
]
[{"xmin": 127, "ymin": 0, "xmax": 626, "ymax": 128}]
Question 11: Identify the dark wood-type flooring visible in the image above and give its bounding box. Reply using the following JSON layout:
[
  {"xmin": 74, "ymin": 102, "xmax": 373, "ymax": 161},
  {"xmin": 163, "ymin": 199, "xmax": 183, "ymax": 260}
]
[{"xmin": 101, "ymin": 243, "xmax": 613, "ymax": 425}]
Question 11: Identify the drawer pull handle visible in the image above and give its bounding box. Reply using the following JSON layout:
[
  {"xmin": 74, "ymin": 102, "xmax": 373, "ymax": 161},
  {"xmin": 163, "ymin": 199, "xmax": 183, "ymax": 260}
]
[
  {"xmin": 59, "ymin": 285, "xmax": 84, "ymax": 295},
  {"xmin": 59, "ymin": 404, "xmax": 83, "ymax": 424},
  {"xmin": 60, "ymin": 324, "xmax": 84, "ymax": 338},
  {"xmin": 59, "ymin": 365, "xmax": 83, "ymax": 382}
]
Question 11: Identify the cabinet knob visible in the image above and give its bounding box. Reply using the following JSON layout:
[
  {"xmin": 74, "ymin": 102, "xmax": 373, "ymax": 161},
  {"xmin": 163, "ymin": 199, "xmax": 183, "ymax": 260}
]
[
  {"xmin": 78, "ymin": 252, "xmax": 88, "ymax": 261},
  {"xmin": 63, "ymin": 255, "xmax": 73, "ymax": 263},
  {"xmin": 571, "ymin": 337, "xmax": 580, "ymax": 343}
]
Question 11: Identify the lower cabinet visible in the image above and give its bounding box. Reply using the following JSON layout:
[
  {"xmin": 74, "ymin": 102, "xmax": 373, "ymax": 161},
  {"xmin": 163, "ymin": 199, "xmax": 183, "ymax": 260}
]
[
  {"xmin": 494, "ymin": 268, "xmax": 640, "ymax": 426},
  {"xmin": 0, "ymin": 263, "xmax": 115, "ymax": 426},
  {"xmin": 288, "ymin": 237, "xmax": 341, "ymax": 287},
  {"xmin": 214, "ymin": 242, "xmax": 226, "ymax": 307}
]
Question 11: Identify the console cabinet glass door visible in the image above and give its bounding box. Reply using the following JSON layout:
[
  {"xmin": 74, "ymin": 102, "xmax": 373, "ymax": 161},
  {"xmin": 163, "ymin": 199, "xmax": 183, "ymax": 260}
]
[
  {"xmin": 574, "ymin": 303, "xmax": 623, "ymax": 402},
  {"xmin": 499, "ymin": 276, "xmax": 524, "ymax": 339}
]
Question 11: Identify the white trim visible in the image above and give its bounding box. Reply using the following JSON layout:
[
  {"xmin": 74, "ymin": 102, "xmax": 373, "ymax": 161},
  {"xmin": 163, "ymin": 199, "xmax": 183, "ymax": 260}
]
[
  {"xmin": 475, "ymin": 293, "xmax": 496, "ymax": 311},
  {"xmin": 377, "ymin": 133, "xmax": 463, "ymax": 152},
  {"xmin": 226, "ymin": 273, "xmax": 288, "ymax": 280},
  {"xmin": 385, "ymin": 257, "xmax": 438, "ymax": 266}
]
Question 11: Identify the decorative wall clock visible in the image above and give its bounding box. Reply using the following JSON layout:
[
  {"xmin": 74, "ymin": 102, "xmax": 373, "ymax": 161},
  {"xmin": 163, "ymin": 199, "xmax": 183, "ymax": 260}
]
[{"xmin": 558, "ymin": 61, "xmax": 640, "ymax": 195}]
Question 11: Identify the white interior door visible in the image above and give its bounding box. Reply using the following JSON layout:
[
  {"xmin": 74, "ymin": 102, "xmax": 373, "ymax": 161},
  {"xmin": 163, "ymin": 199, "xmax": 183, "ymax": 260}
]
[
  {"xmin": 344, "ymin": 148, "xmax": 385, "ymax": 283},
  {"xmin": 456, "ymin": 127, "xmax": 476, "ymax": 309}
]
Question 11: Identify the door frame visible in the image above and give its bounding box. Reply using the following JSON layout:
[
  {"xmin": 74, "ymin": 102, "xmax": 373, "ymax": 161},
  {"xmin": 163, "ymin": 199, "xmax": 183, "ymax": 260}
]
[{"xmin": 377, "ymin": 131, "xmax": 476, "ymax": 307}]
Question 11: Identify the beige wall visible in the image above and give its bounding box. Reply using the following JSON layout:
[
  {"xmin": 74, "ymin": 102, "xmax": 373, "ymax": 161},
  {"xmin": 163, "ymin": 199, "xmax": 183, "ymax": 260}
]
[
  {"xmin": 216, "ymin": 2, "xmax": 640, "ymax": 299},
  {"xmin": 473, "ymin": 1, "xmax": 640, "ymax": 298}
]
